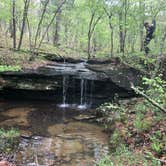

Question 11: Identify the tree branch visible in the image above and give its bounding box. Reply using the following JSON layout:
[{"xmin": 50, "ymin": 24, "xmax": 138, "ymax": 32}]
[
  {"xmin": 37, "ymin": 0, "xmax": 66, "ymax": 51},
  {"xmin": 130, "ymin": 83, "xmax": 166, "ymax": 113}
]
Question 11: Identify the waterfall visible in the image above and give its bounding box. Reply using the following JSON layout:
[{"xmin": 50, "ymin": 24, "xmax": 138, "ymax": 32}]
[
  {"xmin": 63, "ymin": 76, "xmax": 67, "ymax": 105},
  {"xmin": 90, "ymin": 80, "xmax": 94, "ymax": 106},
  {"xmin": 59, "ymin": 75, "xmax": 69, "ymax": 108},
  {"xmin": 78, "ymin": 79, "xmax": 87, "ymax": 109},
  {"xmin": 80, "ymin": 79, "xmax": 84, "ymax": 105}
]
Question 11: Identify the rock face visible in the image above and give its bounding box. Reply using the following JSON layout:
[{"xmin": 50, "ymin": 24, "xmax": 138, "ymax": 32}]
[{"xmin": 0, "ymin": 60, "xmax": 144, "ymax": 103}]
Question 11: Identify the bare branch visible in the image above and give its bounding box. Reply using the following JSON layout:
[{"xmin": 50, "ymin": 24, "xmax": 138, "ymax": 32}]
[{"xmin": 130, "ymin": 83, "xmax": 166, "ymax": 113}]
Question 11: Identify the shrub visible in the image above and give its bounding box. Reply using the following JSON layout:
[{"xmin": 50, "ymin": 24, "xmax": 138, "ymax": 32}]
[{"xmin": 0, "ymin": 128, "xmax": 20, "ymax": 153}]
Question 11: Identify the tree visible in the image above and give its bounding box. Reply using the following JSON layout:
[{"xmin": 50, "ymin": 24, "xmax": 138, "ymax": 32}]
[
  {"xmin": 103, "ymin": 1, "xmax": 114, "ymax": 56},
  {"xmin": 12, "ymin": 0, "xmax": 16, "ymax": 49},
  {"xmin": 86, "ymin": 0, "xmax": 104, "ymax": 59},
  {"xmin": 118, "ymin": 0, "xmax": 129, "ymax": 54},
  {"xmin": 17, "ymin": 0, "xmax": 30, "ymax": 50}
]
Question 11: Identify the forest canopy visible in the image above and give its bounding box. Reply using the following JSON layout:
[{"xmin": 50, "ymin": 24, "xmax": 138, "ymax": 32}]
[{"xmin": 0, "ymin": 0, "xmax": 166, "ymax": 59}]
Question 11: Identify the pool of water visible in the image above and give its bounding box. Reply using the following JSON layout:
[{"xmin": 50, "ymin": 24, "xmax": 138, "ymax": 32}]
[{"xmin": 0, "ymin": 100, "xmax": 109, "ymax": 166}]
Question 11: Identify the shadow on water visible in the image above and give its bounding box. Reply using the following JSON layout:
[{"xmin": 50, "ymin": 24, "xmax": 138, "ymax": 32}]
[{"xmin": 0, "ymin": 100, "xmax": 109, "ymax": 166}]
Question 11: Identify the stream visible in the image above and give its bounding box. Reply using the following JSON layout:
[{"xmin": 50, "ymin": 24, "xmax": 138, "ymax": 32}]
[
  {"xmin": 0, "ymin": 61, "xmax": 140, "ymax": 165},
  {"xmin": 0, "ymin": 100, "xmax": 109, "ymax": 166}
]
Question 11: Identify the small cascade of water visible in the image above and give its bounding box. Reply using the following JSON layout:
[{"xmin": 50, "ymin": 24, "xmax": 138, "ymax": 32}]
[
  {"xmin": 80, "ymin": 79, "xmax": 84, "ymax": 105},
  {"xmin": 59, "ymin": 75, "xmax": 69, "ymax": 108},
  {"xmin": 78, "ymin": 79, "xmax": 87, "ymax": 109},
  {"xmin": 90, "ymin": 80, "xmax": 94, "ymax": 106}
]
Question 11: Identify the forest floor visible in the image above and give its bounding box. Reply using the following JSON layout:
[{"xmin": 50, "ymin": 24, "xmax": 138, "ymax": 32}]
[{"xmin": 96, "ymin": 98, "xmax": 166, "ymax": 166}]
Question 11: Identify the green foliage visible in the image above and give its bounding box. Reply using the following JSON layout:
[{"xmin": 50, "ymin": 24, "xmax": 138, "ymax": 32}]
[
  {"xmin": 134, "ymin": 112, "xmax": 152, "ymax": 132},
  {"xmin": 96, "ymin": 103, "xmax": 126, "ymax": 128},
  {"xmin": 0, "ymin": 0, "xmax": 166, "ymax": 59},
  {"xmin": 96, "ymin": 144, "xmax": 161, "ymax": 166},
  {"xmin": 95, "ymin": 156, "xmax": 114, "ymax": 166},
  {"xmin": 109, "ymin": 129, "xmax": 125, "ymax": 150},
  {"xmin": 0, "ymin": 65, "xmax": 21, "ymax": 72},
  {"xmin": 143, "ymin": 77, "xmax": 166, "ymax": 106},
  {"xmin": 0, "ymin": 128, "xmax": 20, "ymax": 153},
  {"xmin": 150, "ymin": 131, "xmax": 166, "ymax": 156}
]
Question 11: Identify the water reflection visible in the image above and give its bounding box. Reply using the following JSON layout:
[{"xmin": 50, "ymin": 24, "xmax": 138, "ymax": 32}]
[{"xmin": 0, "ymin": 101, "xmax": 109, "ymax": 166}]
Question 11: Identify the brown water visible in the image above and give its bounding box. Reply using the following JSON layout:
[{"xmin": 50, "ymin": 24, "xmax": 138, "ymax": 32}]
[{"xmin": 0, "ymin": 100, "xmax": 109, "ymax": 166}]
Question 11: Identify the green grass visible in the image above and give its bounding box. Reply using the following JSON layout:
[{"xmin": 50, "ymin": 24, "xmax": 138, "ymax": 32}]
[
  {"xmin": 0, "ymin": 128, "xmax": 20, "ymax": 153},
  {"xmin": 0, "ymin": 128, "xmax": 20, "ymax": 138},
  {"xmin": 0, "ymin": 65, "xmax": 21, "ymax": 72},
  {"xmin": 96, "ymin": 145, "xmax": 161, "ymax": 166}
]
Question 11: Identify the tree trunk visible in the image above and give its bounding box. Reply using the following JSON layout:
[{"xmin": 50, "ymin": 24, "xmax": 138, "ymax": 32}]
[
  {"xmin": 103, "ymin": 7, "xmax": 114, "ymax": 56},
  {"xmin": 119, "ymin": 11, "xmax": 124, "ymax": 53},
  {"xmin": 26, "ymin": 15, "xmax": 32, "ymax": 51},
  {"xmin": 123, "ymin": 0, "xmax": 128, "ymax": 55},
  {"xmin": 53, "ymin": 9, "xmax": 62, "ymax": 46},
  {"xmin": 36, "ymin": 0, "xmax": 66, "ymax": 51},
  {"xmin": 87, "ymin": 12, "xmax": 94, "ymax": 59},
  {"xmin": 87, "ymin": 12, "xmax": 101, "ymax": 59},
  {"xmin": 33, "ymin": 0, "xmax": 49, "ymax": 51},
  {"xmin": 17, "ymin": 0, "xmax": 30, "ymax": 50},
  {"xmin": 110, "ymin": 28, "xmax": 114, "ymax": 56},
  {"xmin": 12, "ymin": 0, "xmax": 16, "ymax": 49},
  {"xmin": 139, "ymin": 0, "xmax": 145, "ymax": 51},
  {"xmin": 152, "ymin": 27, "xmax": 166, "ymax": 78}
]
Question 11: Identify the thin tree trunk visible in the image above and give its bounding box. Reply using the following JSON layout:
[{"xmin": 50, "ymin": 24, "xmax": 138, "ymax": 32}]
[
  {"xmin": 88, "ymin": 12, "xmax": 95, "ymax": 59},
  {"xmin": 110, "ymin": 28, "xmax": 114, "ymax": 56},
  {"xmin": 18, "ymin": 0, "xmax": 30, "ymax": 50},
  {"xmin": 104, "ymin": 7, "xmax": 114, "ymax": 56},
  {"xmin": 46, "ymin": 31, "xmax": 50, "ymax": 42},
  {"xmin": 12, "ymin": 0, "xmax": 16, "ymax": 49},
  {"xmin": 122, "ymin": 0, "xmax": 128, "ymax": 55},
  {"xmin": 26, "ymin": 15, "xmax": 32, "ymax": 51},
  {"xmin": 36, "ymin": 0, "xmax": 66, "ymax": 51},
  {"xmin": 152, "ymin": 27, "xmax": 166, "ymax": 78},
  {"xmin": 139, "ymin": 0, "xmax": 145, "ymax": 51},
  {"xmin": 33, "ymin": 0, "xmax": 49, "ymax": 51},
  {"xmin": 119, "ymin": 11, "xmax": 124, "ymax": 53},
  {"xmin": 53, "ymin": 9, "xmax": 62, "ymax": 46},
  {"xmin": 87, "ymin": 12, "xmax": 101, "ymax": 59}
]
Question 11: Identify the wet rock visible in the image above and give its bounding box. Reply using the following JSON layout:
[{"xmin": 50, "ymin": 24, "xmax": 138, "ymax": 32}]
[
  {"xmin": 20, "ymin": 130, "xmax": 33, "ymax": 139},
  {"xmin": 31, "ymin": 136, "xmax": 43, "ymax": 141},
  {"xmin": 73, "ymin": 115, "xmax": 96, "ymax": 121},
  {"xmin": 0, "ymin": 60, "xmax": 143, "ymax": 101},
  {"xmin": 87, "ymin": 57, "xmax": 121, "ymax": 64},
  {"xmin": 44, "ymin": 55, "xmax": 85, "ymax": 64},
  {"xmin": 86, "ymin": 63, "xmax": 145, "ymax": 90}
]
